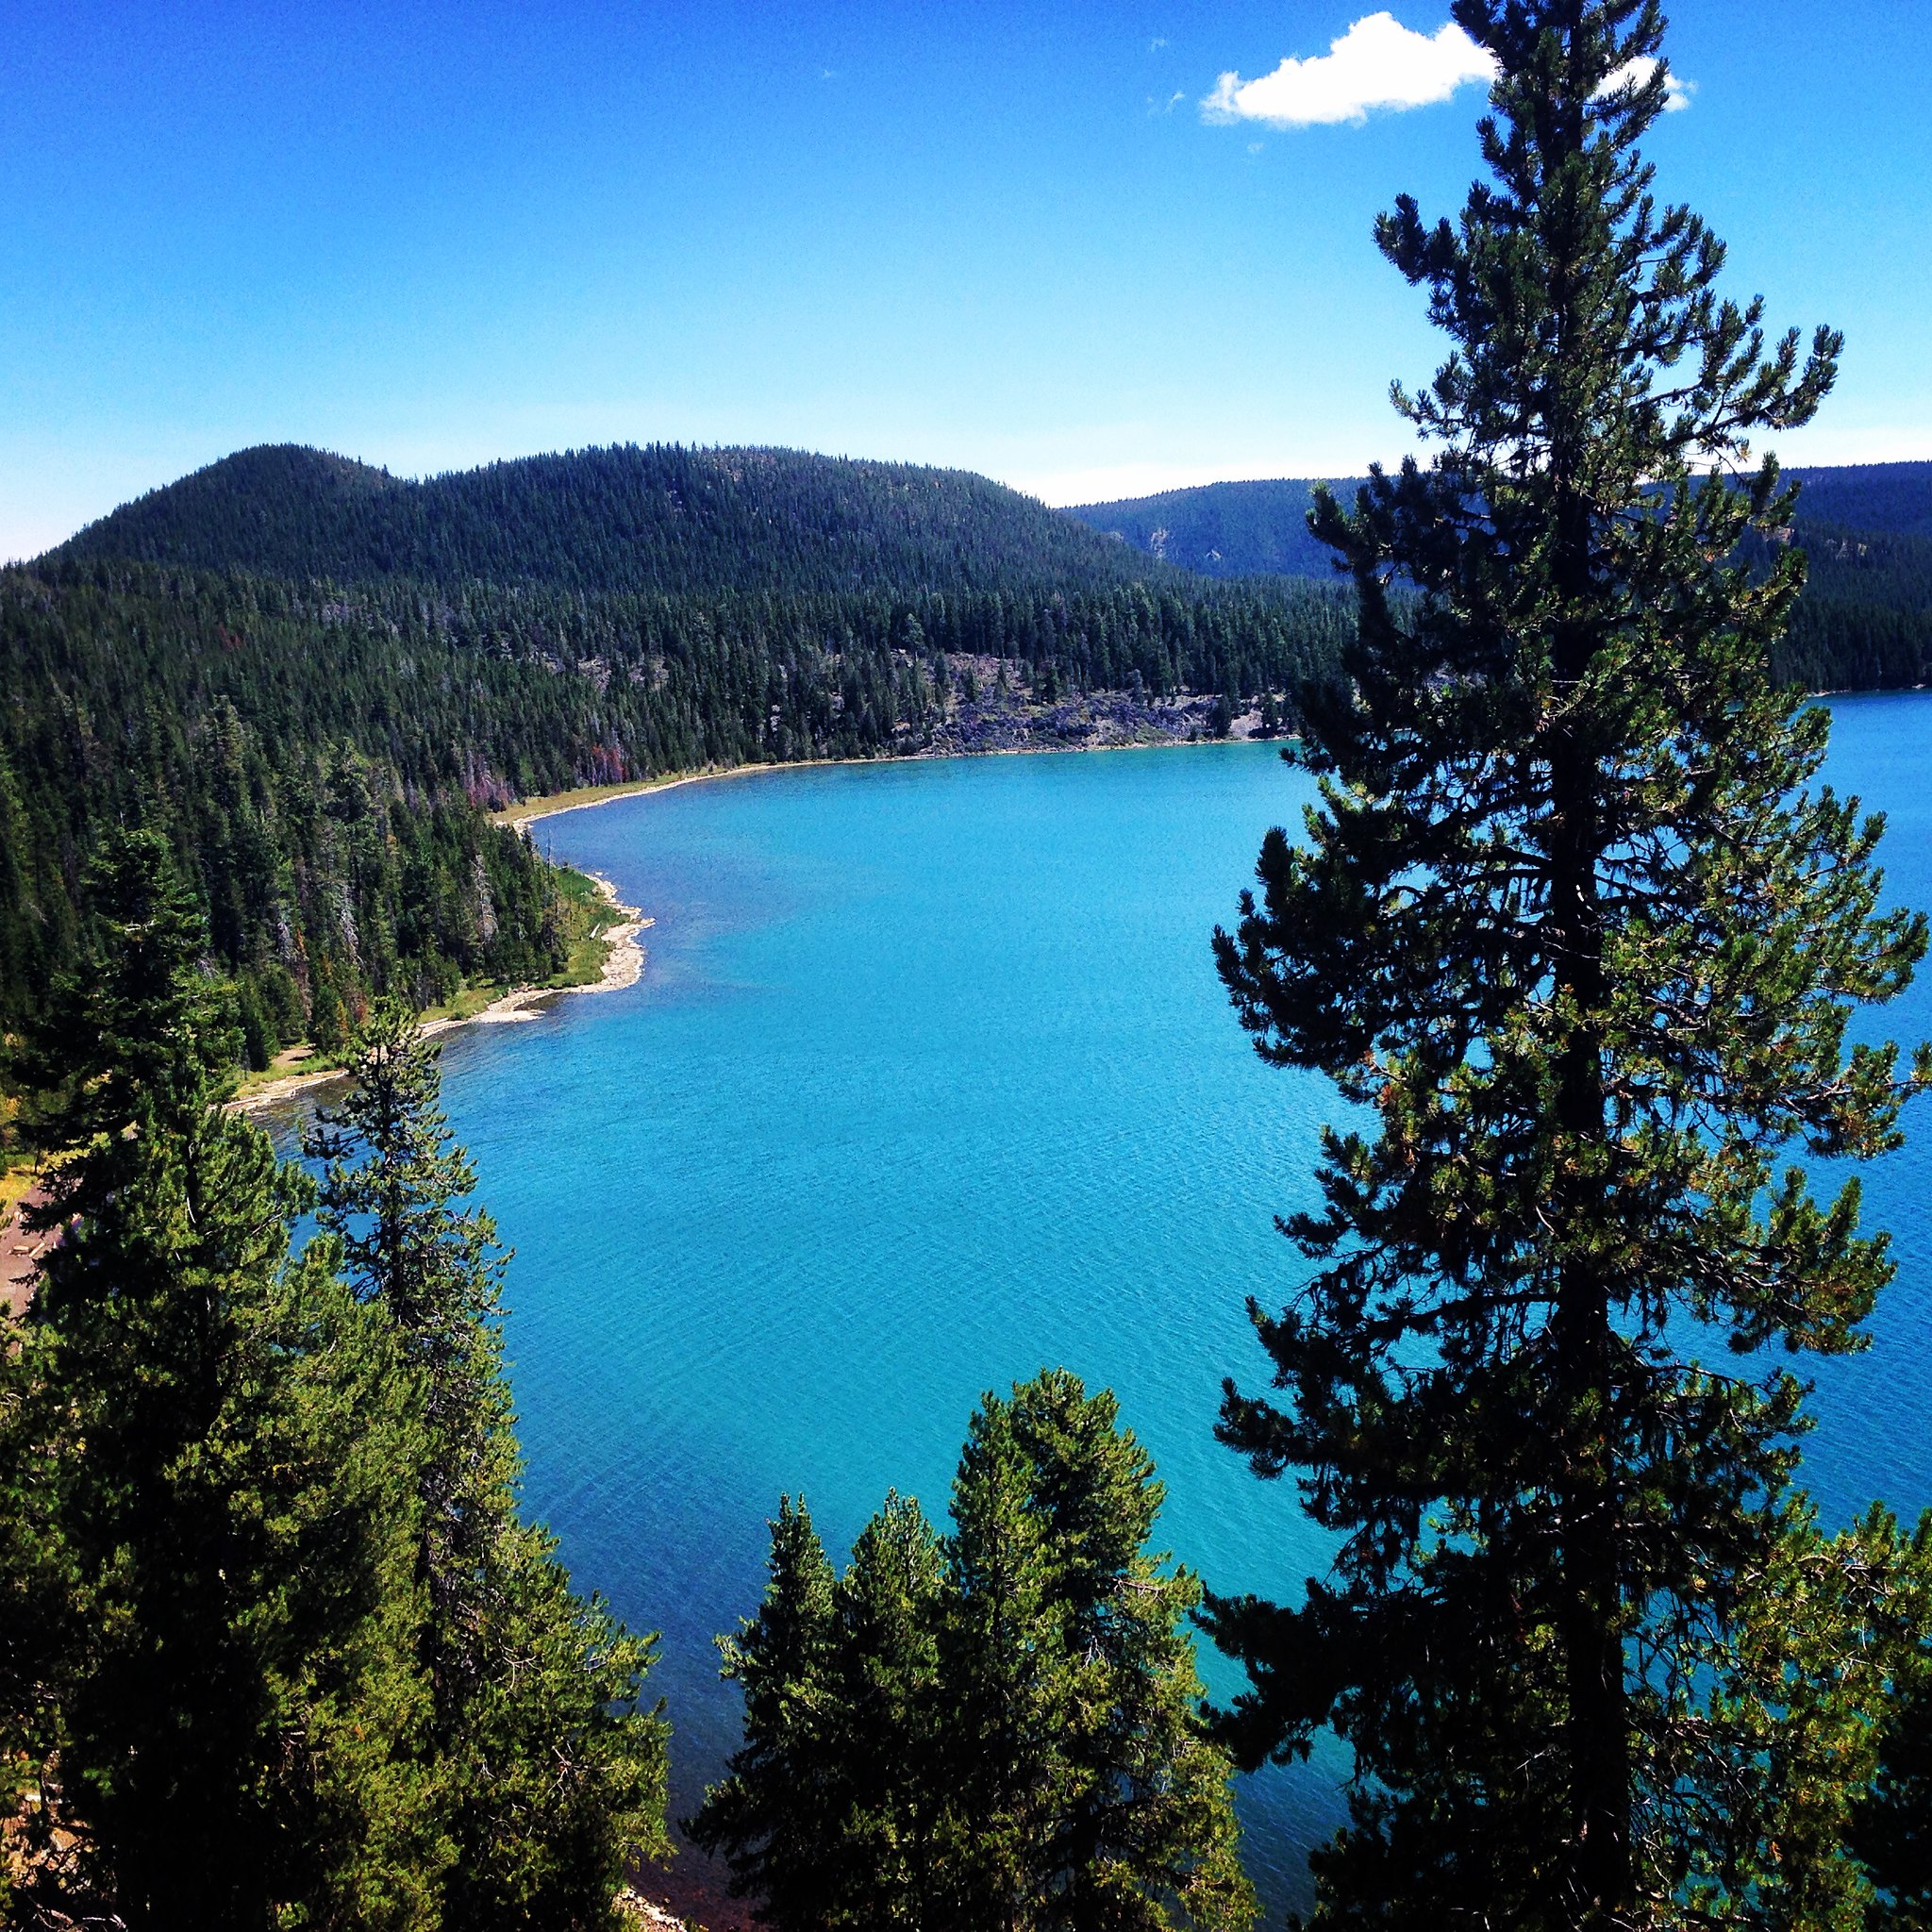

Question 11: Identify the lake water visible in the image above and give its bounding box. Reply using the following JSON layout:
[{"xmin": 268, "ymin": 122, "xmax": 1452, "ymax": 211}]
[{"xmin": 402, "ymin": 705, "xmax": 1932, "ymax": 1920}]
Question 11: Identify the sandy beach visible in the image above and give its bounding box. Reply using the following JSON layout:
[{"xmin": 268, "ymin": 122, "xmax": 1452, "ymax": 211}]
[
  {"xmin": 499, "ymin": 719, "xmax": 1283, "ymax": 834},
  {"xmin": 232, "ymin": 874, "xmax": 649, "ymax": 1112}
]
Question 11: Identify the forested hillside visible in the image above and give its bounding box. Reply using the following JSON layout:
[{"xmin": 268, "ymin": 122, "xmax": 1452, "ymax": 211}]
[
  {"xmin": 2, "ymin": 446, "xmax": 1351, "ymax": 1084},
  {"xmin": 1071, "ymin": 462, "xmax": 1932, "ymax": 690},
  {"xmin": 17, "ymin": 438, "xmax": 1920, "ymax": 1101},
  {"xmin": 55, "ymin": 441, "xmax": 1171, "ymax": 597},
  {"xmin": 1751, "ymin": 521, "xmax": 1932, "ymax": 690},
  {"xmin": 1067, "ymin": 478, "xmax": 1360, "ymax": 580},
  {"xmin": 1784, "ymin": 460, "xmax": 1932, "ymax": 538}
]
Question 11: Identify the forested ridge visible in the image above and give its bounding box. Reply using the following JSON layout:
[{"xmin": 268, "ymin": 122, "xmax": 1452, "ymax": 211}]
[
  {"xmin": 1073, "ymin": 464, "xmax": 1932, "ymax": 691},
  {"xmin": 7, "ymin": 432, "xmax": 1927, "ymax": 1096},
  {"xmin": 53, "ymin": 441, "xmax": 1178, "ymax": 598}
]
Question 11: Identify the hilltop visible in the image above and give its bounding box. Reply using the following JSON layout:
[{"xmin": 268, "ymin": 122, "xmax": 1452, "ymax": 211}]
[
  {"xmin": 52, "ymin": 441, "xmax": 1174, "ymax": 598},
  {"xmin": 3, "ymin": 444, "xmax": 1348, "ymax": 1070}
]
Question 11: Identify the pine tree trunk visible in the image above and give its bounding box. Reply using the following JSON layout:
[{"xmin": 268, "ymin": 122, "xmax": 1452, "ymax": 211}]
[{"xmin": 1550, "ymin": 467, "xmax": 1633, "ymax": 1923}]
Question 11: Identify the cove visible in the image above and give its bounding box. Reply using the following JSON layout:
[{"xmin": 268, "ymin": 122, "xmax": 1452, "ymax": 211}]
[{"xmin": 415, "ymin": 715, "xmax": 1932, "ymax": 1918}]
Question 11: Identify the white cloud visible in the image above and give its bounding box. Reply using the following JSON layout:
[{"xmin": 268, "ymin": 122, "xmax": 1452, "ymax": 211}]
[
  {"xmin": 1600, "ymin": 54, "xmax": 1694, "ymax": 110},
  {"xmin": 1202, "ymin": 12, "xmax": 1494, "ymax": 128},
  {"xmin": 1202, "ymin": 16, "xmax": 1695, "ymax": 129}
]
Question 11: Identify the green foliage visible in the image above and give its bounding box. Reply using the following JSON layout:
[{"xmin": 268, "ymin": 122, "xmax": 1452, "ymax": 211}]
[
  {"xmin": 0, "ymin": 830, "xmax": 428, "ymax": 1928},
  {"xmin": 693, "ymin": 1371, "xmax": 1254, "ymax": 1932},
  {"xmin": 1765, "ymin": 523, "xmax": 1932, "ymax": 692},
  {"xmin": 311, "ymin": 1002, "xmax": 670, "ymax": 1931},
  {"xmin": 1205, "ymin": 4, "xmax": 1932, "ymax": 1925}
]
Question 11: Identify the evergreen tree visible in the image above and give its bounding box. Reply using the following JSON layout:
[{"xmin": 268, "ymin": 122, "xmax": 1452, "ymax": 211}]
[
  {"xmin": 941, "ymin": 1392, "xmax": 1069, "ymax": 1930},
  {"xmin": 824, "ymin": 1492, "xmax": 948, "ymax": 1927},
  {"xmin": 1005, "ymin": 1372, "xmax": 1253, "ymax": 1932},
  {"xmin": 1205, "ymin": 4, "xmax": 1930, "ymax": 1924},
  {"xmin": 0, "ymin": 829, "xmax": 426, "ymax": 1929},
  {"xmin": 309, "ymin": 1002, "xmax": 670, "ymax": 1931},
  {"xmin": 690, "ymin": 1497, "xmax": 846, "ymax": 1924},
  {"xmin": 694, "ymin": 1374, "xmax": 1253, "ymax": 1932}
]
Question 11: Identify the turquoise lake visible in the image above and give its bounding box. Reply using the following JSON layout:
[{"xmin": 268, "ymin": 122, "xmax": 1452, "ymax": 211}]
[{"xmin": 370, "ymin": 704, "xmax": 1932, "ymax": 1919}]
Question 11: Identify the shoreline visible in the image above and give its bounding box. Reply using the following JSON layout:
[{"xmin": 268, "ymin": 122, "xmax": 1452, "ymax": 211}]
[
  {"xmin": 496, "ymin": 684, "xmax": 1928, "ymax": 832},
  {"xmin": 232, "ymin": 874, "xmax": 650, "ymax": 1113},
  {"xmin": 247, "ymin": 733, "xmax": 1278, "ymax": 1113},
  {"xmin": 499, "ymin": 729, "xmax": 1286, "ymax": 832}
]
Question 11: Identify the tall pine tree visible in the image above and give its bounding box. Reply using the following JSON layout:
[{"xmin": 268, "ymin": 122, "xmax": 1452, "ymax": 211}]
[
  {"xmin": 1206, "ymin": 4, "xmax": 1930, "ymax": 1924},
  {"xmin": 309, "ymin": 1002, "xmax": 670, "ymax": 1931}
]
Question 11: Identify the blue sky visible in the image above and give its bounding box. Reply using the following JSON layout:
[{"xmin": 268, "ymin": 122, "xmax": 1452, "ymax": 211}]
[{"xmin": 3, "ymin": 1, "xmax": 1928, "ymax": 558}]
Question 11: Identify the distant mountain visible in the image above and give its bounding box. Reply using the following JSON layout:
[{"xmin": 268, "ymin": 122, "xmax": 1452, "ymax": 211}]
[
  {"xmin": 1064, "ymin": 479, "xmax": 1360, "ymax": 581},
  {"xmin": 1069, "ymin": 461, "xmax": 1932, "ymax": 581},
  {"xmin": 53, "ymin": 442, "xmax": 1174, "ymax": 598},
  {"xmin": 1068, "ymin": 463, "xmax": 1932, "ymax": 694},
  {"xmin": 1785, "ymin": 462, "xmax": 1932, "ymax": 541}
]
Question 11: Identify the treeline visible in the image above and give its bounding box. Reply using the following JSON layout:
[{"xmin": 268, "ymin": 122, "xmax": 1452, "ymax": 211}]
[
  {"xmin": 0, "ymin": 839, "xmax": 665, "ymax": 1928},
  {"xmin": 0, "ymin": 556, "xmax": 1351, "ymax": 1061},
  {"xmin": 1771, "ymin": 524, "xmax": 1932, "ymax": 691}
]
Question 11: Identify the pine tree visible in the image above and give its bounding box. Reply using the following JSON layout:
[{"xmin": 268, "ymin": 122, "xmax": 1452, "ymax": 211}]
[
  {"xmin": 310, "ymin": 1001, "xmax": 669, "ymax": 1930},
  {"xmin": 1205, "ymin": 4, "xmax": 1930, "ymax": 1924},
  {"xmin": 0, "ymin": 829, "xmax": 426, "ymax": 1929},
  {"xmin": 941, "ymin": 1391, "xmax": 1070, "ymax": 1931},
  {"xmin": 1006, "ymin": 1372, "xmax": 1253, "ymax": 1932},
  {"xmin": 689, "ymin": 1496, "xmax": 844, "ymax": 1924},
  {"xmin": 695, "ymin": 1374, "xmax": 1253, "ymax": 1932},
  {"xmin": 824, "ymin": 1492, "xmax": 948, "ymax": 1927}
]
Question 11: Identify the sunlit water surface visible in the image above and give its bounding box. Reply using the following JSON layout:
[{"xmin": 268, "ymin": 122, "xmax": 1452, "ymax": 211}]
[{"xmin": 300, "ymin": 708, "xmax": 1932, "ymax": 1919}]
